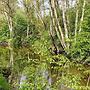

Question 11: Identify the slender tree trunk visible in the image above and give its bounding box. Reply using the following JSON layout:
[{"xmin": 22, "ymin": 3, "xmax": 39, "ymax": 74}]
[
  {"xmin": 49, "ymin": 0, "xmax": 61, "ymax": 47},
  {"xmin": 66, "ymin": 0, "xmax": 71, "ymax": 47},
  {"xmin": 66, "ymin": 0, "xmax": 70, "ymax": 32},
  {"xmin": 53, "ymin": 0, "xmax": 66, "ymax": 48},
  {"xmin": 62, "ymin": 0, "xmax": 68, "ymax": 40},
  {"xmin": 79, "ymin": 0, "xmax": 86, "ymax": 33},
  {"xmin": 33, "ymin": 2, "xmax": 46, "ymax": 29},
  {"xmin": 42, "ymin": 0, "xmax": 46, "ymax": 17},
  {"xmin": 61, "ymin": 0, "xmax": 69, "ymax": 49},
  {"xmin": 87, "ymin": 75, "xmax": 90, "ymax": 87},
  {"xmin": 75, "ymin": 0, "xmax": 79, "ymax": 42},
  {"xmin": 9, "ymin": 17, "xmax": 14, "ymax": 67},
  {"xmin": 49, "ymin": 0, "xmax": 66, "ymax": 49},
  {"xmin": 26, "ymin": 19, "xmax": 30, "ymax": 38},
  {"xmin": 4, "ymin": 12, "xmax": 14, "ymax": 86},
  {"xmin": 49, "ymin": 10, "xmax": 57, "ymax": 52}
]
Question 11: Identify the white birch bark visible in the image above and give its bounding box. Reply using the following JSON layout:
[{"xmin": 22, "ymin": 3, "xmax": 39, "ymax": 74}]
[
  {"xmin": 79, "ymin": 0, "xmax": 86, "ymax": 33},
  {"xmin": 4, "ymin": 12, "xmax": 14, "ymax": 69},
  {"xmin": 50, "ymin": 0, "xmax": 66, "ymax": 48},
  {"xmin": 75, "ymin": 0, "xmax": 79, "ymax": 42},
  {"xmin": 61, "ymin": 0, "xmax": 69, "ymax": 49},
  {"xmin": 62, "ymin": 0, "xmax": 68, "ymax": 40}
]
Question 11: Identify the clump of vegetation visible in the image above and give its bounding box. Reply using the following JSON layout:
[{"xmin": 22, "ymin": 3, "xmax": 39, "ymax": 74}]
[
  {"xmin": 0, "ymin": 74, "xmax": 10, "ymax": 90},
  {"xmin": 0, "ymin": 0, "xmax": 90, "ymax": 89}
]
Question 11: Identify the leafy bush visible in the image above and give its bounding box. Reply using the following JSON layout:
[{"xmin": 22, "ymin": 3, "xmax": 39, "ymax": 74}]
[{"xmin": 0, "ymin": 74, "xmax": 10, "ymax": 90}]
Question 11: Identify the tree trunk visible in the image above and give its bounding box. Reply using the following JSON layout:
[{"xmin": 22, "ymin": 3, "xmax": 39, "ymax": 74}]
[
  {"xmin": 49, "ymin": 0, "xmax": 66, "ymax": 49},
  {"xmin": 33, "ymin": 1, "xmax": 46, "ymax": 29},
  {"xmin": 87, "ymin": 75, "xmax": 90, "ymax": 87},
  {"xmin": 49, "ymin": 10, "xmax": 57, "ymax": 53},
  {"xmin": 62, "ymin": 0, "xmax": 68, "ymax": 40},
  {"xmin": 27, "ymin": 21, "xmax": 29, "ymax": 38},
  {"xmin": 75, "ymin": 0, "xmax": 79, "ymax": 42},
  {"xmin": 61, "ymin": 0, "xmax": 69, "ymax": 49},
  {"xmin": 79, "ymin": 0, "xmax": 86, "ymax": 33},
  {"xmin": 4, "ymin": 12, "xmax": 14, "ymax": 87}
]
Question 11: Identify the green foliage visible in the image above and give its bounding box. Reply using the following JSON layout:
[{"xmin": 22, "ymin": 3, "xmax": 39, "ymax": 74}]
[
  {"xmin": 69, "ymin": 9, "xmax": 90, "ymax": 62},
  {"xmin": 70, "ymin": 32, "xmax": 90, "ymax": 61},
  {"xmin": 0, "ymin": 74, "xmax": 10, "ymax": 90},
  {"xmin": 0, "ymin": 48, "xmax": 9, "ymax": 67},
  {"xmin": 0, "ymin": 0, "xmax": 90, "ymax": 89},
  {"xmin": 0, "ymin": 19, "xmax": 9, "ymax": 41}
]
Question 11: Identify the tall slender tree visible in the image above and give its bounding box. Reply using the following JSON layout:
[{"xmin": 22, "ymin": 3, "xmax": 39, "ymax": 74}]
[
  {"xmin": 49, "ymin": 0, "xmax": 66, "ymax": 49},
  {"xmin": 0, "ymin": 0, "xmax": 16, "ymax": 87},
  {"xmin": 75, "ymin": 0, "xmax": 79, "ymax": 42},
  {"xmin": 61, "ymin": 0, "xmax": 69, "ymax": 49},
  {"xmin": 79, "ymin": 0, "xmax": 86, "ymax": 33}
]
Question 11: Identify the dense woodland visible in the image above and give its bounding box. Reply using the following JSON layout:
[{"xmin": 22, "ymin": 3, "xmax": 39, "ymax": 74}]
[{"xmin": 0, "ymin": 0, "xmax": 90, "ymax": 90}]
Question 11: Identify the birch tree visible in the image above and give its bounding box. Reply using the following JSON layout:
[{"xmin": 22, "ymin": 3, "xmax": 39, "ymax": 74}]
[
  {"xmin": 79, "ymin": 0, "xmax": 86, "ymax": 33},
  {"xmin": 61, "ymin": 0, "xmax": 69, "ymax": 49},
  {"xmin": 0, "ymin": 0, "xmax": 16, "ymax": 86},
  {"xmin": 49, "ymin": 0, "xmax": 66, "ymax": 49},
  {"xmin": 34, "ymin": 0, "xmax": 46, "ymax": 29},
  {"xmin": 75, "ymin": 0, "xmax": 79, "ymax": 42}
]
